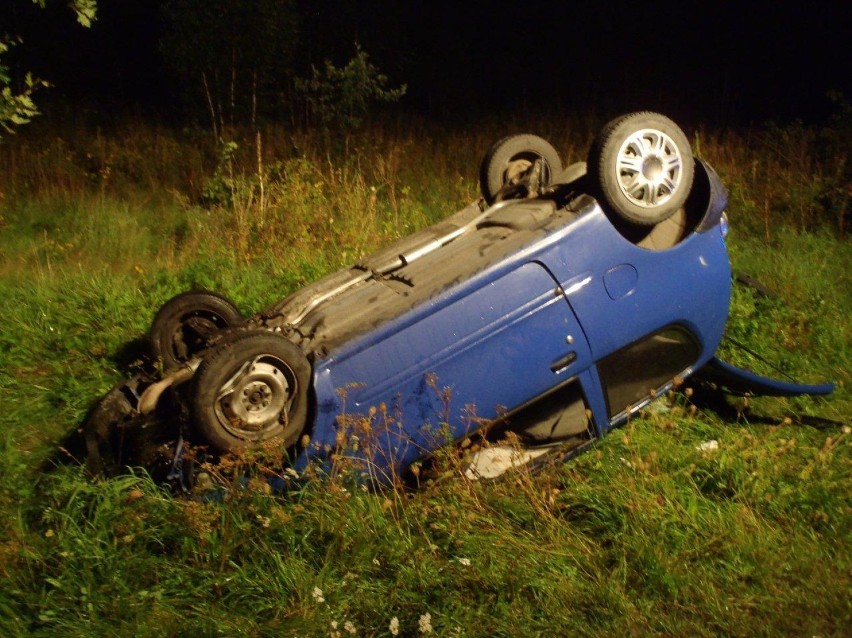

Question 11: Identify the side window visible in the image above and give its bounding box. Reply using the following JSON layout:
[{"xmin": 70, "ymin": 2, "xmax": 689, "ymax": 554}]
[
  {"xmin": 597, "ymin": 327, "xmax": 700, "ymax": 418},
  {"xmin": 480, "ymin": 379, "xmax": 593, "ymax": 448}
]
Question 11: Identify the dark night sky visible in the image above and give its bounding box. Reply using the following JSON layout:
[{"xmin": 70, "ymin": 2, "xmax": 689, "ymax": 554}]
[{"xmin": 1, "ymin": 0, "xmax": 850, "ymax": 126}]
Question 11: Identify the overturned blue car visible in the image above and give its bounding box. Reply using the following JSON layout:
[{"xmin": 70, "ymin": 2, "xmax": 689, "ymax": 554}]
[{"xmin": 84, "ymin": 112, "xmax": 834, "ymax": 486}]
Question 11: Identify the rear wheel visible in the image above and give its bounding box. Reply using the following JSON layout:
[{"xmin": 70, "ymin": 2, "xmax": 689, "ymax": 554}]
[
  {"xmin": 589, "ymin": 112, "xmax": 694, "ymax": 226},
  {"xmin": 189, "ymin": 331, "xmax": 311, "ymax": 452},
  {"xmin": 150, "ymin": 290, "xmax": 243, "ymax": 371},
  {"xmin": 480, "ymin": 134, "xmax": 562, "ymax": 204}
]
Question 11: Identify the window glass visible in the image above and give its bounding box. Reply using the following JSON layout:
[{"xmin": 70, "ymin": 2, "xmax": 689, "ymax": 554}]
[
  {"xmin": 598, "ymin": 327, "xmax": 700, "ymax": 417},
  {"xmin": 484, "ymin": 380, "xmax": 592, "ymax": 446}
]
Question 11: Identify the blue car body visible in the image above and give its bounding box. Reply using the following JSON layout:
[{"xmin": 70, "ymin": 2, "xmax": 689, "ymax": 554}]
[{"xmin": 303, "ymin": 192, "xmax": 727, "ymax": 474}]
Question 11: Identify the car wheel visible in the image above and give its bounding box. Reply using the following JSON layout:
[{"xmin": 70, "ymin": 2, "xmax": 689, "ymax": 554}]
[
  {"xmin": 480, "ymin": 134, "xmax": 562, "ymax": 205},
  {"xmin": 589, "ymin": 112, "xmax": 694, "ymax": 226},
  {"xmin": 150, "ymin": 290, "xmax": 244, "ymax": 371},
  {"xmin": 189, "ymin": 331, "xmax": 311, "ymax": 452}
]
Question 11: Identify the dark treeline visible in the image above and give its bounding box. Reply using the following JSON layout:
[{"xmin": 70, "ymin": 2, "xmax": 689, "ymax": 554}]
[{"xmin": 1, "ymin": 0, "xmax": 850, "ymax": 127}]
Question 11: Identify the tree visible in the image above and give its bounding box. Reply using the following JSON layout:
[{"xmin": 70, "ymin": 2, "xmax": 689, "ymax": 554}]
[
  {"xmin": 296, "ymin": 44, "xmax": 406, "ymax": 131},
  {"xmin": 0, "ymin": 0, "xmax": 97, "ymax": 138}
]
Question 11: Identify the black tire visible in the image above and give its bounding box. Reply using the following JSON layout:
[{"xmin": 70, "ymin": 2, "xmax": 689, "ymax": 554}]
[
  {"xmin": 479, "ymin": 134, "xmax": 562, "ymax": 204},
  {"xmin": 189, "ymin": 331, "xmax": 311, "ymax": 452},
  {"xmin": 589, "ymin": 112, "xmax": 694, "ymax": 226},
  {"xmin": 150, "ymin": 290, "xmax": 243, "ymax": 371}
]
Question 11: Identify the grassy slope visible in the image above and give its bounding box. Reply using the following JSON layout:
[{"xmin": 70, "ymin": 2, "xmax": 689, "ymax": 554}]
[{"xmin": 0, "ymin": 117, "xmax": 849, "ymax": 637}]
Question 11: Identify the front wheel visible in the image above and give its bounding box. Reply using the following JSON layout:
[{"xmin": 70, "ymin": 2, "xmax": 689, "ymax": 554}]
[
  {"xmin": 589, "ymin": 112, "xmax": 694, "ymax": 226},
  {"xmin": 189, "ymin": 331, "xmax": 311, "ymax": 452}
]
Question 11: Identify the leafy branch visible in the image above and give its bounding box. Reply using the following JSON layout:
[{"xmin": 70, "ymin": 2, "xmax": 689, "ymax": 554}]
[
  {"xmin": 296, "ymin": 44, "xmax": 407, "ymax": 131},
  {"xmin": 0, "ymin": 1, "xmax": 98, "ymax": 139}
]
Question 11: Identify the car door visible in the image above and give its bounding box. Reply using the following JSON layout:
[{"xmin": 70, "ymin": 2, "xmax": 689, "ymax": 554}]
[{"xmin": 319, "ymin": 260, "xmax": 593, "ymax": 461}]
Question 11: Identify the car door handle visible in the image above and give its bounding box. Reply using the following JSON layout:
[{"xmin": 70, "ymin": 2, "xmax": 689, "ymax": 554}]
[{"xmin": 550, "ymin": 351, "xmax": 577, "ymax": 373}]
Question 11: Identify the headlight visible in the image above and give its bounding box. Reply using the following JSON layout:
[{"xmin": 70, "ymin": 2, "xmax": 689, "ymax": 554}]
[{"xmin": 719, "ymin": 211, "xmax": 729, "ymax": 237}]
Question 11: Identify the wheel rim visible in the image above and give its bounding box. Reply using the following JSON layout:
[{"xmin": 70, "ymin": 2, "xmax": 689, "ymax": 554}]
[
  {"xmin": 213, "ymin": 354, "xmax": 297, "ymax": 439},
  {"xmin": 614, "ymin": 128, "xmax": 683, "ymax": 209}
]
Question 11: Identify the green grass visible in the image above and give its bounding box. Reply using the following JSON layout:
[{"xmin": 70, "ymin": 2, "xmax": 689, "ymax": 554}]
[{"xmin": 0, "ymin": 116, "xmax": 849, "ymax": 636}]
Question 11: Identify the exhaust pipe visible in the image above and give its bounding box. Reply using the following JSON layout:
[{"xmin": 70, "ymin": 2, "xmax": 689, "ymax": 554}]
[{"xmin": 138, "ymin": 360, "xmax": 200, "ymax": 415}]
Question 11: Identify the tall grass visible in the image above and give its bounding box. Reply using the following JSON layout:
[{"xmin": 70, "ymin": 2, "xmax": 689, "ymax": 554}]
[{"xmin": 0, "ymin": 113, "xmax": 849, "ymax": 636}]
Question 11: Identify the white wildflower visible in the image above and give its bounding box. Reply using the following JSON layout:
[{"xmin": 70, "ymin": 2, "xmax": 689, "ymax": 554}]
[
  {"xmin": 418, "ymin": 612, "xmax": 433, "ymax": 634},
  {"xmin": 312, "ymin": 586, "xmax": 325, "ymax": 603},
  {"xmin": 696, "ymin": 440, "xmax": 719, "ymax": 453},
  {"xmin": 457, "ymin": 558, "xmax": 471, "ymax": 566},
  {"xmin": 285, "ymin": 467, "xmax": 300, "ymax": 479},
  {"xmin": 389, "ymin": 617, "xmax": 399, "ymax": 636}
]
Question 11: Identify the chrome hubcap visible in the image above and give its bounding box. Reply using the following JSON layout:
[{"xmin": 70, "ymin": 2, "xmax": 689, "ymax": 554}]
[
  {"xmin": 615, "ymin": 129, "xmax": 683, "ymax": 208},
  {"xmin": 214, "ymin": 355, "xmax": 296, "ymax": 439}
]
